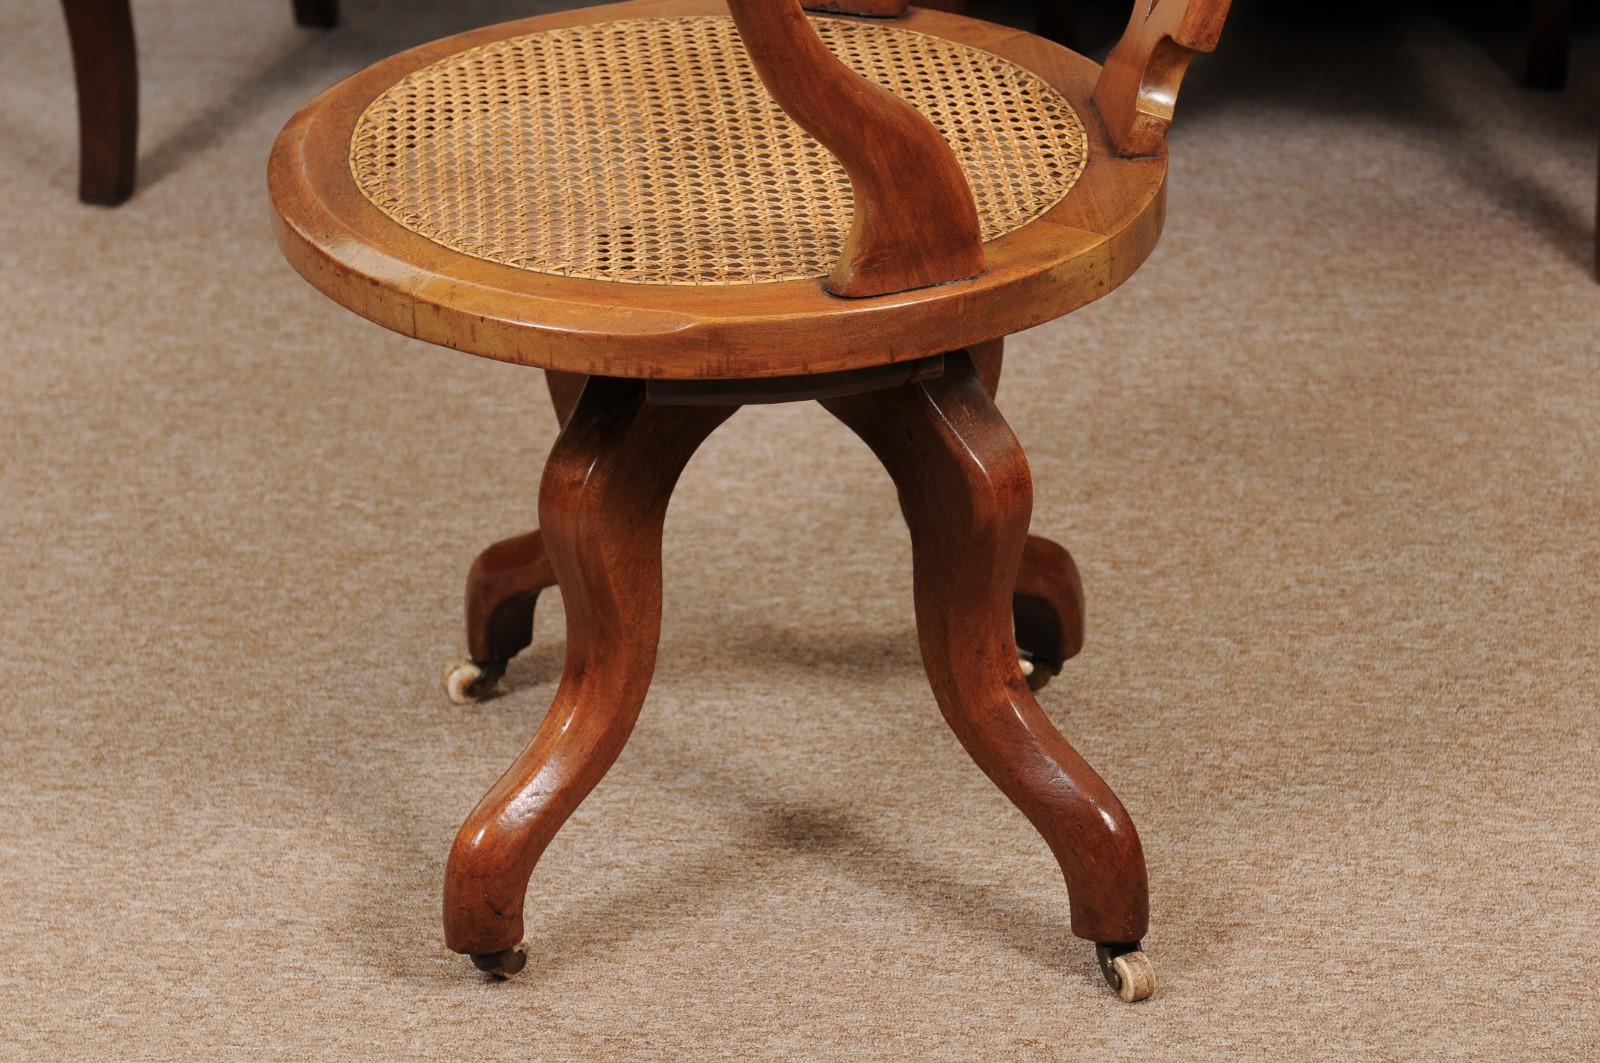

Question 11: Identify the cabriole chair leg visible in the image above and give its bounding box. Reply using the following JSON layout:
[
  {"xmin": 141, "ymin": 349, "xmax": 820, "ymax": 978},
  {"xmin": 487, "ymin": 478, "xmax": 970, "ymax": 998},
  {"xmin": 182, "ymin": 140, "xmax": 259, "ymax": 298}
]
[
  {"xmin": 824, "ymin": 352, "xmax": 1153, "ymax": 1000},
  {"xmin": 442, "ymin": 378, "xmax": 733, "ymax": 972}
]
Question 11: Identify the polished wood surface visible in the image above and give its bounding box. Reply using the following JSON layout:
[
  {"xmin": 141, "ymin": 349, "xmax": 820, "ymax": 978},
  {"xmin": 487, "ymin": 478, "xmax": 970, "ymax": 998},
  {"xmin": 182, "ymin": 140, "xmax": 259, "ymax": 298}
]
[
  {"xmin": 1093, "ymin": 0, "xmax": 1231, "ymax": 156},
  {"xmin": 60, "ymin": 0, "xmax": 137, "ymax": 205},
  {"xmin": 727, "ymin": 0, "xmax": 983, "ymax": 296},
  {"xmin": 443, "ymin": 379, "xmax": 734, "ymax": 957},
  {"xmin": 268, "ymin": 0, "xmax": 1170, "ymax": 379}
]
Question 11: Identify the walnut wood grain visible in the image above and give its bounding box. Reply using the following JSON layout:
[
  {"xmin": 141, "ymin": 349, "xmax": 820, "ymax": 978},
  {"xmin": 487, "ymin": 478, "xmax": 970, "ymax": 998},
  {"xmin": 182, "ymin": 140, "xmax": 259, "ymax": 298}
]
[
  {"xmin": 443, "ymin": 379, "xmax": 735, "ymax": 956},
  {"xmin": 1093, "ymin": 0, "xmax": 1232, "ymax": 156},
  {"xmin": 60, "ymin": 0, "xmax": 137, "ymax": 205},
  {"xmin": 823, "ymin": 352, "xmax": 1148, "ymax": 944},
  {"xmin": 725, "ymin": 0, "xmax": 982, "ymax": 296}
]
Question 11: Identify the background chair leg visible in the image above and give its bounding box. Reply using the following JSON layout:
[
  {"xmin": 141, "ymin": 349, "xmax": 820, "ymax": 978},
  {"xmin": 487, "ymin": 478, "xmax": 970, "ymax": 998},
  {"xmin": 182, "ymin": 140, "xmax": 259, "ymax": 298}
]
[
  {"xmin": 1522, "ymin": 0, "xmax": 1570, "ymax": 90},
  {"xmin": 60, "ymin": 0, "xmax": 137, "ymax": 205},
  {"xmin": 291, "ymin": 0, "xmax": 339, "ymax": 29},
  {"xmin": 823, "ymin": 352, "xmax": 1152, "ymax": 997},
  {"xmin": 443, "ymin": 378, "xmax": 734, "ymax": 967}
]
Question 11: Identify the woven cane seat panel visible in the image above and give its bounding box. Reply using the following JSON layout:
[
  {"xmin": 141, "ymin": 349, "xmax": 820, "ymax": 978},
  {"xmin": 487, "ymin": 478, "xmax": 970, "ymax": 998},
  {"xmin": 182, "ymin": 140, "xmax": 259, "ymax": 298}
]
[{"xmin": 349, "ymin": 15, "xmax": 1089, "ymax": 287}]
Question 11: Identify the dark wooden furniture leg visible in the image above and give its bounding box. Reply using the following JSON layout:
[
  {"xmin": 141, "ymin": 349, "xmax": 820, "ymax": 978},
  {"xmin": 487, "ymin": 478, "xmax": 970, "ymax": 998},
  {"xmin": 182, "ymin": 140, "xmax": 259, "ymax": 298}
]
[
  {"xmin": 1523, "ymin": 0, "xmax": 1571, "ymax": 90},
  {"xmin": 292, "ymin": 0, "xmax": 340, "ymax": 28},
  {"xmin": 60, "ymin": 0, "xmax": 339, "ymax": 206},
  {"xmin": 443, "ymin": 377, "xmax": 734, "ymax": 971},
  {"xmin": 60, "ymin": 0, "xmax": 137, "ymax": 206},
  {"xmin": 823, "ymin": 351, "xmax": 1153, "ymax": 1001}
]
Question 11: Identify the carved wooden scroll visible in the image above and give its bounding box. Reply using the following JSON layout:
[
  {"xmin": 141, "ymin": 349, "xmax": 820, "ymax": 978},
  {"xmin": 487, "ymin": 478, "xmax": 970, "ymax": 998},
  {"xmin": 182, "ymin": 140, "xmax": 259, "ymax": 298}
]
[{"xmin": 1092, "ymin": 0, "xmax": 1232, "ymax": 157}]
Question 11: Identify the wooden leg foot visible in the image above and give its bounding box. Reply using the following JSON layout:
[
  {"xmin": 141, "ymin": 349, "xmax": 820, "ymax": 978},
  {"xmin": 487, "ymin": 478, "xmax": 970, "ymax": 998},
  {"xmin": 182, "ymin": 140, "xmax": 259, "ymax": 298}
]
[
  {"xmin": 824, "ymin": 351, "xmax": 1149, "ymax": 950},
  {"xmin": 443, "ymin": 378, "xmax": 734, "ymax": 958}
]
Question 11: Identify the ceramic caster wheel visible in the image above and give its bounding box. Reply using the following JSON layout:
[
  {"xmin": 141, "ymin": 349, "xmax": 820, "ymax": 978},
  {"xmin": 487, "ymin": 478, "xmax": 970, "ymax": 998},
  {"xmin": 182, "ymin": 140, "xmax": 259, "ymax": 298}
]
[
  {"xmin": 1018, "ymin": 651, "xmax": 1061, "ymax": 692},
  {"xmin": 1096, "ymin": 943, "xmax": 1156, "ymax": 1002},
  {"xmin": 469, "ymin": 945, "xmax": 527, "ymax": 978},
  {"xmin": 442, "ymin": 659, "xmax": 505, "ymax": 705}
]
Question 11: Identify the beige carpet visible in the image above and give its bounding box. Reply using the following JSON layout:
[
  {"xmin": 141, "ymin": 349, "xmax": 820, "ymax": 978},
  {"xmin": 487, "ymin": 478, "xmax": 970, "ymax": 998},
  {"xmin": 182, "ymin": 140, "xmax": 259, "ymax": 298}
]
[{"xmin": 3, "ymin": 1, "xmax": 1598, "ymax": 1058}]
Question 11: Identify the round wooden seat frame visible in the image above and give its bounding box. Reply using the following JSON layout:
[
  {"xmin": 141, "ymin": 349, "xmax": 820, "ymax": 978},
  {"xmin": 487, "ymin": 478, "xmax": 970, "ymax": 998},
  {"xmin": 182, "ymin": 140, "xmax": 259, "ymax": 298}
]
[
  {"xmin": 270, "ymin": 0, "xmax": 1166, "ymax": 380},
  {"xmin": 269, "ymin": 0, "xmax": 1230, "ymax": 1003}
]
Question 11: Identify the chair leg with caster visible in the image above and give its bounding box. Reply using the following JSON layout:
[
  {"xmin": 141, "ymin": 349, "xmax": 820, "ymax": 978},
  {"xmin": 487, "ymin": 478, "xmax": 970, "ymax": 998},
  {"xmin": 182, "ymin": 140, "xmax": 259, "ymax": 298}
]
[
  {"xmin": 443, "ymin": 530, "xmax": 557, "ymax": 704},
  {"xmin": 825, "ymin": 351, "xmax": 1152, "ymax": 1001},
  {"xmin": 1014, "ymin": 533, "xmax": 1085, "ymax": 692},
  {"xmin": 443, "ymin": 378, "xmax": 734, "ymax": 972},
  {"xmin": 443, "ymin": 371, "xmax": 594, "ymax": 704}
]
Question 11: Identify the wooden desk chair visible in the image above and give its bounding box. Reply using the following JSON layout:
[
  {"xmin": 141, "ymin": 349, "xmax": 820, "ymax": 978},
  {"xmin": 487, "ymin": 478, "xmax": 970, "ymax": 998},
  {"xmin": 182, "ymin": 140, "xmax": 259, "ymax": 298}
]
[
  {"xmin": 59, "ymin": 0, "xmax": 338, "ymax": 204},
  {"xmin": 270, "ymin": 0, "xmax": 1230, "ymax": 1001}
]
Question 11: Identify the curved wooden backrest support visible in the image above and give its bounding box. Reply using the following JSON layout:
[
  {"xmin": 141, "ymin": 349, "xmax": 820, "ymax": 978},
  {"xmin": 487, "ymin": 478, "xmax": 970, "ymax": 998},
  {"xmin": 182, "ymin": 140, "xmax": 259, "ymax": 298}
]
[
  {"xmin": 1092, "ymin": 0, "xmax": 1232, "ymax": 157},
  {"xmin": 726, "ymin": 0, "xmax": 984, "ymax": 297}
]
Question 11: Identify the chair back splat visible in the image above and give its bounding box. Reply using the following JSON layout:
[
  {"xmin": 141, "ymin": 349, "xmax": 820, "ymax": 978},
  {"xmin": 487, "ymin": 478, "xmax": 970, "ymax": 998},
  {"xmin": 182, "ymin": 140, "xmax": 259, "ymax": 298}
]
[
  {"xmin": 1093, "ymin": 0, "xmax": 1232, "ymax": 157},
  {"xmin": 726, "ymin": 0, "xmax": 984, "ymax": 297}
]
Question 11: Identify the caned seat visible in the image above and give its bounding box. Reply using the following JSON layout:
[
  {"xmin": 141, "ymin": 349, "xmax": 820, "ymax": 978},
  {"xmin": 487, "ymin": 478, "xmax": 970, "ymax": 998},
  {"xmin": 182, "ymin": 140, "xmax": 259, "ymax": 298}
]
[{"xmin": 269, "ymin": 0, "xmax": 1168, "ymax": 379}]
